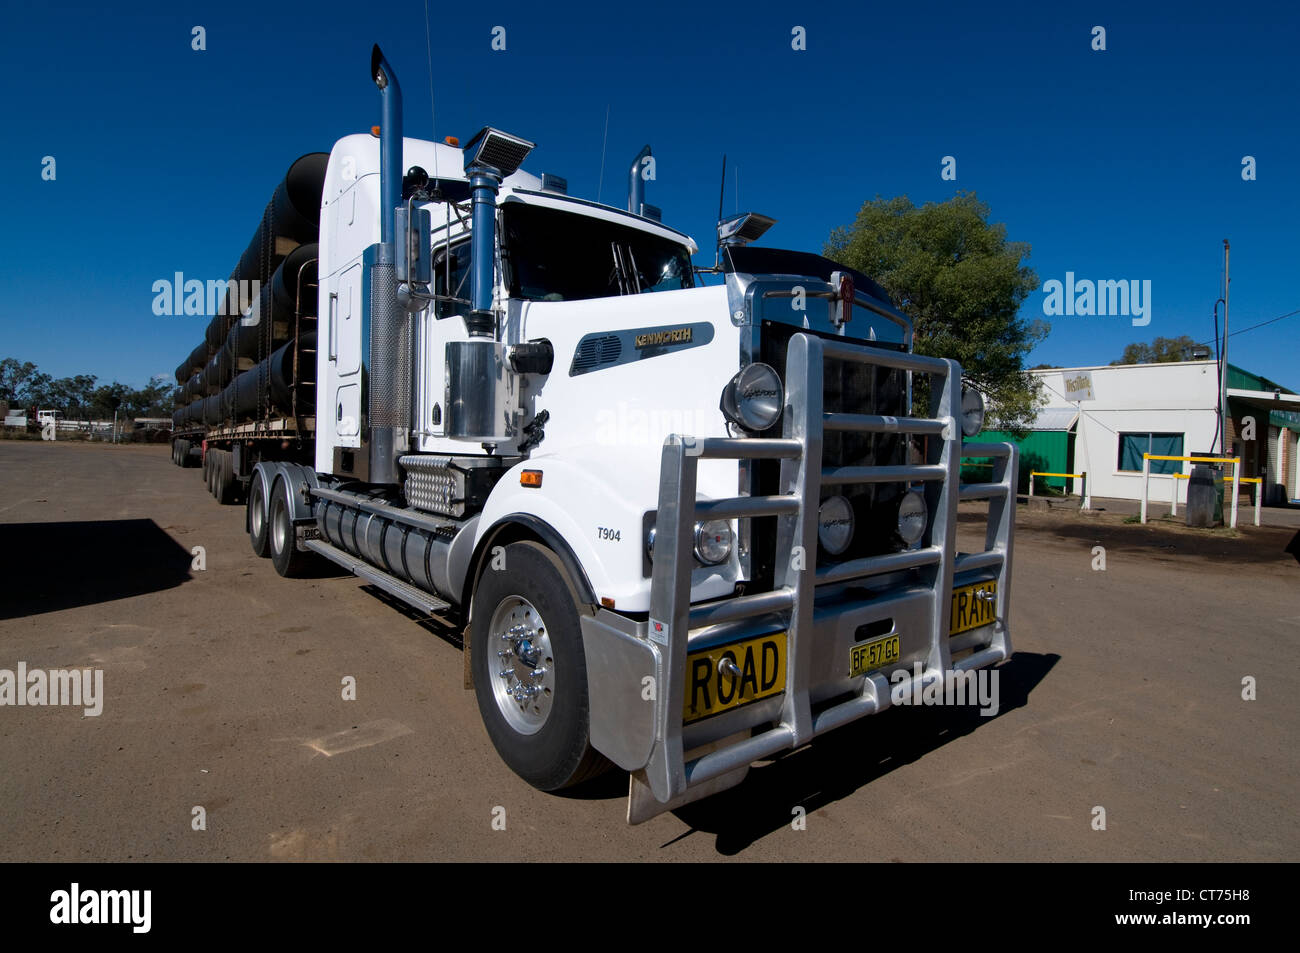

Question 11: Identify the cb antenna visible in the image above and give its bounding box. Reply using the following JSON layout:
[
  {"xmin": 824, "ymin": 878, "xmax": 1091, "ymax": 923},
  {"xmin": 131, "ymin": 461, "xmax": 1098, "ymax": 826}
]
[
  {"xmin": 424, "ymin": 0, "xmax": 439, "ymax": 185},
  {"xmin": 714, "ymin": 154, "xmax": 727, "ymax": 269}
]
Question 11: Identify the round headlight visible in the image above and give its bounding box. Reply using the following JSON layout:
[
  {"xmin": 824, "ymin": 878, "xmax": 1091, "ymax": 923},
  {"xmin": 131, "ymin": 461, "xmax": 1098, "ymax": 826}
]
[
  {"xmin": 961, "ymin": 386, "xmax": 985, "ymax": 438},
  {"xmin": 694, "ymin": 520, "xmax": 733, "ymax": 565},
  {"xmin": 897, "ymin": 490, "xmax": 927, "ymax": 545},
  {"xmin": 817, "ymin": 495, "xmax": 855, "ymax": 556},
  {"xmin": 720, "ymin": 362, "xmax": 784, "ymax": 432}
]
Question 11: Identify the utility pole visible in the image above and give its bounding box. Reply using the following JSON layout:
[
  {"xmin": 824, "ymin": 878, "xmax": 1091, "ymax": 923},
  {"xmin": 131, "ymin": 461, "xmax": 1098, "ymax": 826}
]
[{"xmin": 1220, "ymin": 240, "xmax": 1230, "ymax": 455}]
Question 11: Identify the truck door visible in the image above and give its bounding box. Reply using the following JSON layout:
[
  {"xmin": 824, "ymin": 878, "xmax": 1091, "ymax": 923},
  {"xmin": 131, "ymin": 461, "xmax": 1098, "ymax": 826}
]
[{"xmin": 333, "ymin": 262, "xmax": 362, "ymax": 447}]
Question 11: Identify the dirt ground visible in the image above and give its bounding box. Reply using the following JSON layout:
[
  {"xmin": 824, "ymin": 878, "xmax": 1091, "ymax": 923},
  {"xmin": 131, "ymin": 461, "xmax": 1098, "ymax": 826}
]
[{"xmin": 1, "ymin": 440, "xmax": 1296, "ymax": 861}]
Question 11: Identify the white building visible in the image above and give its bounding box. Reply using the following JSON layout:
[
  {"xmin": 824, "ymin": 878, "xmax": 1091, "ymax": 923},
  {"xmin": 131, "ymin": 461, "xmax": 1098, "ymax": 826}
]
[{"xmin": 1008, "ymin": 361, "xmax": 1300, "ymax": 505}]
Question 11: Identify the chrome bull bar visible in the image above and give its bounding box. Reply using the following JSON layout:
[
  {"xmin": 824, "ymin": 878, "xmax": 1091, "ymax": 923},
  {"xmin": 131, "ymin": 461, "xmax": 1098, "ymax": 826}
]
[{"xmin": 631, "ymin": 331, "xmax": 1017, "ymax": 807}]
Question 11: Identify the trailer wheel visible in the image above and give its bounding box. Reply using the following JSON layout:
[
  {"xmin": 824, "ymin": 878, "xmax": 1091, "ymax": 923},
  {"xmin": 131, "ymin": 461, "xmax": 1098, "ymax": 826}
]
[
  {"xmin": 471, "ymin": 541, "xmax": 610, "ymax": 791},
  {"xmin": 208, "ymin": 451, "xmax": 221, "ymax": 498},
  {"xmin": 248, "ymin": 476, "xmax": 270, "ymax": 557},
  {"xmin": 269, "ymin": 485, "xmax": 308, "ymax": 577},
  {"xmin": 214, "ymin": 451, "xmax": 236, "ymax": 505},
  {"xmin": 204, "ymin": 452, "xmax": 215, "ymax": 494}
]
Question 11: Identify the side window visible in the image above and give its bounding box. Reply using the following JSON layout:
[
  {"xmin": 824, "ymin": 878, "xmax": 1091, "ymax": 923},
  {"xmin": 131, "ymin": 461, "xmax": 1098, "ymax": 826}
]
[{"xmin": 433, "ymin": 240, "xmax": 472, "ymax": 320}]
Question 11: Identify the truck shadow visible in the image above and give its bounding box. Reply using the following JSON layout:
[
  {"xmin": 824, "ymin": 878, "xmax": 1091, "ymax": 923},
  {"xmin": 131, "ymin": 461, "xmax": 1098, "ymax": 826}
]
[
  {"xmin": 0, "ymin": 519, "xmax": 194, "ymax": 619},
  {"xmin": 668, "ymin": 650, "xmax": 1060, "ymax": 855}
]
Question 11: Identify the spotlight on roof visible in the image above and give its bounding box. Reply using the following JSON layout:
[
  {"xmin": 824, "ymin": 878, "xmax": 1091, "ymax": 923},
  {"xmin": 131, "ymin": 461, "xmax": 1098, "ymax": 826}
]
[
  {"xmin": 717, "ymin": 211, "xmax": 775, "ymax": 247},
  {"xmin": 462, "ymin": 127, "xmax": 535, "ymax": 176}
]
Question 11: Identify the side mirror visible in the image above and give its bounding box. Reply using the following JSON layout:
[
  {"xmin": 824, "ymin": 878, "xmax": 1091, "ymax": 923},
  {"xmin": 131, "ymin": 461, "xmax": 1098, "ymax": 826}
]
[{"xmin": 395, "ymin": 204, "xmax": 432, "ymax": 286}]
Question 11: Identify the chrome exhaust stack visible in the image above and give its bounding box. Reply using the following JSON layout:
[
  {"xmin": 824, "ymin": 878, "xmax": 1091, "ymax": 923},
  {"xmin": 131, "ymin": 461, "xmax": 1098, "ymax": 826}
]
[
  {"xmin": 366, "ymin": 44, "xmax": 411, "ymax": 484},
  {"xmin": 627, "ymin": 144, "xmax": 651, "ymax": 216}
]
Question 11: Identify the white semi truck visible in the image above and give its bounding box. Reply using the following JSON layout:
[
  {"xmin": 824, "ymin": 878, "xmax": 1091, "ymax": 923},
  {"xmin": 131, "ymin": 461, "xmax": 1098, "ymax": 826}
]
[{"xmin": 170, "ymin": 46, "xmax": 1017, "ymax": 823}]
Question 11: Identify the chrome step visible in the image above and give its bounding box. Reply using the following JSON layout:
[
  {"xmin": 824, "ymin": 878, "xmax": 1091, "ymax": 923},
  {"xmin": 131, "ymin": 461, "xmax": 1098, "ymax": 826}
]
[{"xmin": 305, "ymin": 539, "xmax": 452, "ymax": 616}]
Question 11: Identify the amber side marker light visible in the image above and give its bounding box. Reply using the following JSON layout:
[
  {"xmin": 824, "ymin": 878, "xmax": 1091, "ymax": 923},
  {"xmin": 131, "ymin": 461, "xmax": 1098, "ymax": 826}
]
[
  {"xmin": 370, "ymin": 125, "xmax": 381, "ymax": 137},
  {"xmin": 520, "ymin": 470, "xmax": 543, "ymax": 488}
]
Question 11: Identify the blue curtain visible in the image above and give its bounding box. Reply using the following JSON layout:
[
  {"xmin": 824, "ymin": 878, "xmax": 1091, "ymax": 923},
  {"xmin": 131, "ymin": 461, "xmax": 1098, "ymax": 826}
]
[{"xmin": 1119, "ymin": 433, "xmax": 1184, "ymax": 474}]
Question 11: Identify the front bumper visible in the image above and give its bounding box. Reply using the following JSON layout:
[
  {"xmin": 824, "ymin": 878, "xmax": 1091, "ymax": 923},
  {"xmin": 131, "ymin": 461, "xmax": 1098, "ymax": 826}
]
[{"xmin": 578, "ymin": 331, "xmax": 1017, "ymax": 822}]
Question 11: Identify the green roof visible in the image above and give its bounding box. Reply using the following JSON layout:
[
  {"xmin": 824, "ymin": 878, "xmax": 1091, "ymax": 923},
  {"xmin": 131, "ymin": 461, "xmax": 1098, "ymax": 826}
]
[{"xmin": 1226, "ymin": 363, "xmax": 1295, "ymax": 395}]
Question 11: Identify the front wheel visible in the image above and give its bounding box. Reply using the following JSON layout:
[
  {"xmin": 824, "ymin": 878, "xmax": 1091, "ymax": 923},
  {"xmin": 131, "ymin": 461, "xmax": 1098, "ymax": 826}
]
[{"xmin": 471, "ymin": 541, "xmax": 610, "ymax": 791}]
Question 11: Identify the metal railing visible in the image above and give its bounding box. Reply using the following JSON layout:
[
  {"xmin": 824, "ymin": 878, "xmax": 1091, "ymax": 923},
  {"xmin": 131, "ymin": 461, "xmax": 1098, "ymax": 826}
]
[
  {"xmin": 638, "ymin": 332, "xmax": 1017, "ymax": 804},
  {"xmin": 1141, "ymin": 453, "xmax": 1242, "ymax": 528},
  {"xmin": 1029, "ymin": 470, "xmax": 1089, "ymax": 509},
  {"xmin": 1166, "ymin": 472, "xmax": 1262, "ymax": 526}
]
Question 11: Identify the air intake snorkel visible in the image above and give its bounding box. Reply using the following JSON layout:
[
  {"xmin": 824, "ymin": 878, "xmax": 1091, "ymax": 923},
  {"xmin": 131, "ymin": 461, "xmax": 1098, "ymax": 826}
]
[{"xmin": 444, "ymin": 127, "xmax": 534, "ymax": 444}]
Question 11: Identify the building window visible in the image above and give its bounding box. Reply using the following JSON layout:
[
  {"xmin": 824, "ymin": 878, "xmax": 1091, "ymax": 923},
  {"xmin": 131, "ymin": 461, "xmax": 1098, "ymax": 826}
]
[{"xmin": 1118, "ymin": 432, "xmax": 1185, "ymax": 474}]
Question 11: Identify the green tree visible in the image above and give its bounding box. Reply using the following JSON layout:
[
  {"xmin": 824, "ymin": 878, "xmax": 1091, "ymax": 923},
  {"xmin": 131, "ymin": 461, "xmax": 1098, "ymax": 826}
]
[
  {"xmin": 47, "ymin": 374, "xmax": 98, "ymax": 417},
  {"xmin": 1110, "ymin": 335, "xmax": 1201, "ymax": 365},
  {"xmin": 825, "ymin": 192, "xmax": 1047, "ymax": 433},
  {"xmin": 91, "ymin": 382, "xmax": 130, "ymax": 420},
  {"xmin": 0, "ymin": 358, "xmax": 48, "ymax": 406}
]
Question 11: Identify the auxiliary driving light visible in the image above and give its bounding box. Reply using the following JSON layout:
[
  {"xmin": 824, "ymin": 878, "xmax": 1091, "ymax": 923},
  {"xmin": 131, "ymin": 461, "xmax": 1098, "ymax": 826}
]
[
  {"xmin": 646, "ymin": 521, "xmax": 734, "ymax": 566},
  {"xmin": 897, "ymin": 490, "xmax": 927, "ymax": 546},
  {"xmin": 693, "ymin": 520, "xmax": 733, "ymax": 565},
  {"xmin": 961, "ymin": 385, "xmax": 985, "ymax": 438},
  {"xmin": 720, "ymin": 362, "xmax": 784, "ymax": 432},
  {"xmin": 817, "ymin": 495, "xmax": 855, "ymax": 556}
]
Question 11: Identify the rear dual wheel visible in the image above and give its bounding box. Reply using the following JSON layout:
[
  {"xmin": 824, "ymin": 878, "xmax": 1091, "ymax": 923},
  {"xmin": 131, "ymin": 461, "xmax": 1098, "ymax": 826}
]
[
  {"xmin": 268, "ymin": 483, "xmax": 309, "ymax": 577},
  {"xmin": 247, "ymin": 475, "xmax": 270, "ymax": 558},
  {"xmin": 206, "ymin": 449, "xmax": 237, "ymax": 505}
]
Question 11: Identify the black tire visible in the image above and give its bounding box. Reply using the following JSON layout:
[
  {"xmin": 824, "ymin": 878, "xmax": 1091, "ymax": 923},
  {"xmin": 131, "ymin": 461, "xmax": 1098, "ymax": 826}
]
[
  {"xmin": 204, "ymin": 452, "xmax": 214, "ymax": 493},
  {"xmin": 215, "ymin": 450, "xmax": 236, "ymax": 505},
  {"xmin": 471, "ymin": 541, "xmax": 610, "ymax": 791},
  {"xmin": 178, "ymin": 440, "xmax": 191, "ymax": 467},
  {"xmin": 269, "ymin": 484, "xmax": 309, "ymax": 577},
  {"xmin": 247, "ymin": 475, "xmax": 270, "ymax": 557}
]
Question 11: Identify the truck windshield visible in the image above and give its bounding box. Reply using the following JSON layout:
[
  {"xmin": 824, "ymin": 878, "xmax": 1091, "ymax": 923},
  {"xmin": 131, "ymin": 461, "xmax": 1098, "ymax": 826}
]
[{"xmin": 501, "ymin": 202, "xmax": 694, "ymax": 302}]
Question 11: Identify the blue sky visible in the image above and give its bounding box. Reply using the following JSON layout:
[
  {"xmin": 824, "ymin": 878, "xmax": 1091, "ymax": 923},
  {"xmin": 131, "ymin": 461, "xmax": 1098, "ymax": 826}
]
[{"xmin": 1, "ymin": 0, "xmax": 1296, "ymax": 389}]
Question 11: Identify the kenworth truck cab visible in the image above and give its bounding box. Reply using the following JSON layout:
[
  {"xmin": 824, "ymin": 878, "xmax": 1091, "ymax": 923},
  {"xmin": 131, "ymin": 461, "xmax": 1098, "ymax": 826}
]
[{"xmin": 237, "ymin": 47, "xmax": 1017, "ymax": 823}]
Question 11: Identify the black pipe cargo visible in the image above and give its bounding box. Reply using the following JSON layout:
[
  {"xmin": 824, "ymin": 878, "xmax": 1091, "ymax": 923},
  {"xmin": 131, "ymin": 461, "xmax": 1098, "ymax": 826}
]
[
  {"xmin": 201, "ymin": 154, "xmax": 328, "ymax": 351},
  {"xmin": 174, "ymin": 341, "xmax": 211, "ymax": 384},
  {"xmin": 224, "ymin": 243, "xmax": 319, "ymax": 368},
  {"xmin": 223, "ymin": 332, "xmax": 317, "ymax": 421}
]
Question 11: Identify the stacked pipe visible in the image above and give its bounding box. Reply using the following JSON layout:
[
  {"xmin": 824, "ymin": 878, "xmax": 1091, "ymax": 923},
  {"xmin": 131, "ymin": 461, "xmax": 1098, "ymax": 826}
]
[{"xmin": 172, "ymin": 153, "xmax": 327, "ymax": 428}]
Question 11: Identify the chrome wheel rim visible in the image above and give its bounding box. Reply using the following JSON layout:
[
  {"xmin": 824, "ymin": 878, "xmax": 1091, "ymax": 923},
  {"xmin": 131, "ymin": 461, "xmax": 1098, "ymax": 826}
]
[
  {"xmin": 251, "ymin": 483, "xmax": 265, "ymax": 539},
  {"xmin": 272, "ymin": 500, "xmax": 287, "ymax": 554},
  {"xmin": 488, "ymin": 596, "xmax": 555, "ymax": 735}
]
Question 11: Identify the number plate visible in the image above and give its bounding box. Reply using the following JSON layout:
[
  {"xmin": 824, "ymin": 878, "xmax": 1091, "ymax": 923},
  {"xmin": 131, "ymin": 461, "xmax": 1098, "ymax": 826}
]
[
  {"xmin": 848, "ymin": 634, "xmax": 901, "ymax": 678},
  {"xmin": 683, "ymin": 633, "xmax": 786, "ymax": 724},
  {"xmin": 950, "ymin": 580, "xmax": 998, "ymax": 635}
]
